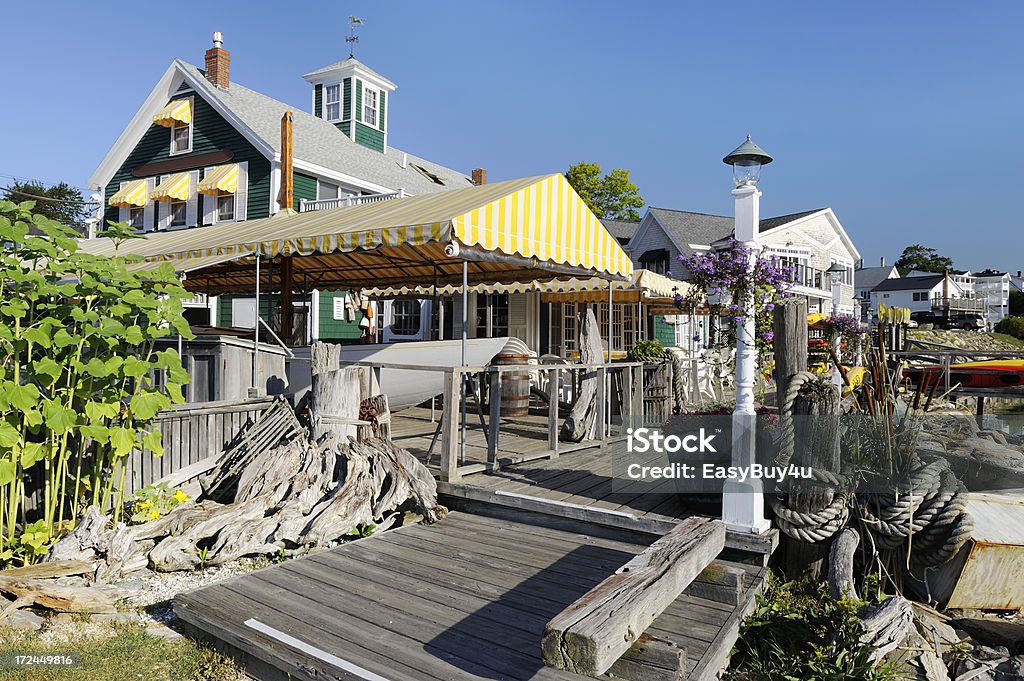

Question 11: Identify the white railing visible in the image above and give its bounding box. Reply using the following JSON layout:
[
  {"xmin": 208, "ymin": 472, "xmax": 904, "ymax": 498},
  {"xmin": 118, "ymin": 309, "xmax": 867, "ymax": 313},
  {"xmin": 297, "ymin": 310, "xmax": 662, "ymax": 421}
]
[{"xmin": 299, "ymin": 189, "xmax": 408, "ymax": 213}]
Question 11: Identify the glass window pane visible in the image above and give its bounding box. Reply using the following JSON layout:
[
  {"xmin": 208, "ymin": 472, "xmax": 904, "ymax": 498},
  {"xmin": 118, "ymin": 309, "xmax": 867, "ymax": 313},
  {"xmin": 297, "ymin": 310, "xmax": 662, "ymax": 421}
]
[
  {"xmin": 318, "ymin": 182, "xmax": 340, "ymax": 200},
  {"xmin": 217, "ymin": 194, "xmax": 234, "ymax": 221}
]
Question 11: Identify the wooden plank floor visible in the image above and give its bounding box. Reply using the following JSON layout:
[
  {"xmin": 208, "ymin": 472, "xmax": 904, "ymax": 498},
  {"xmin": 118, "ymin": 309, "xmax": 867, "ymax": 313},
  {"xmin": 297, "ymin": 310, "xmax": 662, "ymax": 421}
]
[{"xmin": 175, "ymin": 511, "xmax": 757, "ymax": 681}]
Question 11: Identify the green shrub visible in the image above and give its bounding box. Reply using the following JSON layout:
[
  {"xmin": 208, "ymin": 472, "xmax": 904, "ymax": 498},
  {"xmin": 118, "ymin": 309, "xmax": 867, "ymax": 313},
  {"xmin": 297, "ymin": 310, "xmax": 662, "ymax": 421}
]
[
  {"xmin": 626, "ymin": 339, "xmax": 665, "ymax": 361},
  {"xmin": 727, "ymin": 574, "xmax": 898, "ymax": 681},
  {"xmin": 995, "ymin": 316, "xmax": 1024, "ymax": 340}
]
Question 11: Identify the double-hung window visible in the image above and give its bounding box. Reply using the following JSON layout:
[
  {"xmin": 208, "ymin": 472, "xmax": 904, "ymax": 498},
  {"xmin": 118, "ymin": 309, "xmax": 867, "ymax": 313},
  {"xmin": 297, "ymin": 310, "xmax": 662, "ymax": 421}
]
[
  {"xmin": 391, "ymin": 300, "xmax": 421, "ymax": 336},
  {"xmin": 129, "ymin": 205, "xmax": 145, "ymax": 229},
  {"xmin": 363, "ymin": 88, "xmax": 378, "ymax": 126},
  {"xmin": 216, "ymin": 194, "xmax": 235, "ymax": 222},
  {"xmin": 171, "ymin": 119, "xmax": 191, "ymax": 154},
  {"xmin": 325, "ymin": 84, "xmax": 341, "ymax": 121},
  {"xmin": 169, "ymin": 199, "xmax": 187, "ymax": 227}
]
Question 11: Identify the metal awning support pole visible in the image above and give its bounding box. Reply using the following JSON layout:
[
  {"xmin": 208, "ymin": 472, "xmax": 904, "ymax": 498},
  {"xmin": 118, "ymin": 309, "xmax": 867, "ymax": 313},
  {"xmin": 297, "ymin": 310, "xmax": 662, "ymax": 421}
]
[
  {"xmin": 253, "ymin": 252, "xmax": 262, "ymax": 391},
  {"xmin": 460, "ymin": 260, "xmax": 468, "ymax": 466}
]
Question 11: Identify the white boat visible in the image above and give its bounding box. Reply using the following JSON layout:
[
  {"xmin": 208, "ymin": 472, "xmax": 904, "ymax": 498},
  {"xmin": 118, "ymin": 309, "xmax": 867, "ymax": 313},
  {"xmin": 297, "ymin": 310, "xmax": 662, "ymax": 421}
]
[{"xmin": 287, "ymin": 338, "xmax": 511, "ymax": 410}]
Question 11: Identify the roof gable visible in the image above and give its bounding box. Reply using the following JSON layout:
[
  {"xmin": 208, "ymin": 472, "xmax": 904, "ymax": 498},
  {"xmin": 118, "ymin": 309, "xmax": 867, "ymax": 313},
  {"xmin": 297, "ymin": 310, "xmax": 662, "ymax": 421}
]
[{"xmin": 871, "ymin": 274, "xmax": 944, "ymax": 292}]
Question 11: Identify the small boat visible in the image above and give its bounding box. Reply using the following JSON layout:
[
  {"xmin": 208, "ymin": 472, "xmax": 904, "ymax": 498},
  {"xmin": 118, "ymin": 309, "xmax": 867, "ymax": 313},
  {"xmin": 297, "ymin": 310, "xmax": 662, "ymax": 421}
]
[
  {"xmin": 905, "ymin": 359, "xmax": 1024, "ymax": 389},
  {"xmin": 287, "ymin": 338, "xmax": 513, "ymax": 410}
]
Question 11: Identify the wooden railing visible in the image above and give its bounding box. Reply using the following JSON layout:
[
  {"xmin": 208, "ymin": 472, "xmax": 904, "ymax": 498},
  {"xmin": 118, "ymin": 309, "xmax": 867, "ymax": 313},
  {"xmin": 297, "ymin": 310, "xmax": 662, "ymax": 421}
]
[
  {"xmin": 343, "ymin": 360, "xmax": 646, "ymax": 482},
  {"xmin": 299, "ymin": 189, "xmax": 408, "ymax": 213}
]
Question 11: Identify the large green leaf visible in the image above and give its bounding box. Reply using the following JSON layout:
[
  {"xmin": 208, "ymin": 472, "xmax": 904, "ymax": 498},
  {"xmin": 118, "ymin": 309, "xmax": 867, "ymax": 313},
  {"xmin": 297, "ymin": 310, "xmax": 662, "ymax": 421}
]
[
  {"xmin": 0, "ymin": 422, "xmax": 20, "ymax": 448},
  {"xmin": 0, "ymin": 461, "xmax": 16, "ymax": 486},
  {"xmin": 51, "ymin": 328, "xmax": 76, "ymax": 348},
  {"xmin": 142, "ymin": 428, "xmax": 164, "ymax": 457},
  {"xmin": 83, "ymin": 357, "xmax": 112, "ymax": 378},
  {"xmin": 0, "ymin": 381, "xmax": 40, "ymax": 411},
  {"xmin": 22, "ymin": 326, "xmax": 52, "ymax": 348},
  {"xmin": 108, "ymin": 427, "xmax": 137, "ymax": 457},
  {"xmin": 79, "ymin": 424, "xmax": 109, "ymax": 444},
  {"xmin": 130, "ymin": 392, "xmax": 171, "ymax": 421},
  {"xmin": 123, "ymin": 325, "xmax": 144, "ymax": 345},
  {"xmin": 31, "ymin": 357, "xmax": 63, "ymax": 385},
  {"xmin": 43, "ymin": 401, "xmax": 77, "ymax": 434},
  {"xmin": 122, "ymin": 356, "xmax": 150, "ymax": 379},
  {"xmin": 84, "ymin": 400, "xmax": 121, "ymax": 422},
  {"xmin": 19, "ymin": 442, "xmax": 46, "ymax": 468}
]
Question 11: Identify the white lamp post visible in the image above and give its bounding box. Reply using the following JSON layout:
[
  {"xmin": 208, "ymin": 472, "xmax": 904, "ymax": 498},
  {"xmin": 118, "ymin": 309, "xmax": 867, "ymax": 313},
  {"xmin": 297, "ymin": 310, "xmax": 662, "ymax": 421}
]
[
  {"xmin": 826, "ymin": 262, "xmax": 847, "ymax": 390},
  {"xmin": 721, "ymin": 135, "xmax": 772, "ymax": 534}
]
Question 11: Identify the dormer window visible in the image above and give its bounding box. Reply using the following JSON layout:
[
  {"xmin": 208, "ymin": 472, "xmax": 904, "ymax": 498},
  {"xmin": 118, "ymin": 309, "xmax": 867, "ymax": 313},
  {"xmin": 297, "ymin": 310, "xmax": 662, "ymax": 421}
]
[
  {"xmin": 171, "ymin": 119, "xmax": 192, "ymax": 154},
  {"xmin": 325, "ymin": 84, "xmax": 341, "ymax": 121},
  {"xmin": 363, "ymin": 88, "xmax": 378, "ymax": 126}
]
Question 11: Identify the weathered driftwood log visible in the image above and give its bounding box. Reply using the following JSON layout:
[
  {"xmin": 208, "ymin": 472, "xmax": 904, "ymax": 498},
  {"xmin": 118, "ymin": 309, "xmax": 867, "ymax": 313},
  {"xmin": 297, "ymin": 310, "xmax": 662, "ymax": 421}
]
[
  {"xmin": 773, "ymin": 298, "xmax": 808, "ymax": 404},
  {"xmin": 96, "ymin": 522, "xmax": 147, "ymax": 583},
  {"xmin": 45, "ymin": 506, "xmax": 108, "ymax": 562},
  {"xmin": 562, "ymin": 309, "xmax": 603, "ymax": 442},
  {"xmin": 828, "ymin": 526, "xmax": 860, "ymax": 601},
  {"xmin": 357, "ymin": 394, "xmax": 392, "ymax": 442},
  {"xmin": 859, "ymin": 596, "xmax": 913, "ymax": 663},
  {"xmin": 0, "ymin": 576, "xmax": 116, "ymax": 615},
  {"xmin": 0, "ymin": 560, "xmax": 92, "ymax": 580},
  {"xmin": 140, "ymin": 349, "xmax": 446, "ymax": 571},
  {"xmin": 541, "ymin": 517, "xmax": 724, "ymax": 676}
]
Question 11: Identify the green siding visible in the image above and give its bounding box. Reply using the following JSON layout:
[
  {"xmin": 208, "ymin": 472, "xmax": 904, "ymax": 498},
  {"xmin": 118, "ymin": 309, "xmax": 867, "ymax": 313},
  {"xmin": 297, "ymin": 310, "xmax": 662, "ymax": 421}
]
[
  {"xmin": 354, "ymin": 123, "xmax": 385, "ymax": 153},
  {"xmin": 104, "ymin": 93, "xmax": 271, "ymax": 226},
  {"xmin": 343, "ymin": 78, "xmax": 352, "ymax": 121},
  {"xmin": 355, "ymin": 80, "xmax": 362, "ymax": 123},
  {"xmin": 319, "ymin": 290, "xmax": 362, "ymax": 340},
  {"xmin": 313, "ymin": 84, "xmax": 322, "ymax": 118},
  {"xmin": 293, "ymin": 172, "xmax": 317, "ymax": 210},
  {"xmin": 654, "ymin": 316, "xmax": 675, "ymax": 347},
  {"xmin": 335, "ymin": 122, "xmax": 351, "ymax": 137},
  {"xmin": 378, "ymin": 91, "xmax": 386, "ymax": 132}
]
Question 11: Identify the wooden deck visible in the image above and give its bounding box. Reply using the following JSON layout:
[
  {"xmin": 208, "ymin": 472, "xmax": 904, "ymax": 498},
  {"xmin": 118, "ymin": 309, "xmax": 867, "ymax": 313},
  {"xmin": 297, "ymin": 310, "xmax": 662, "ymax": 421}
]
[{"xmin": 175, "ymin": 509, "xmax": 766, "ymax": 681}]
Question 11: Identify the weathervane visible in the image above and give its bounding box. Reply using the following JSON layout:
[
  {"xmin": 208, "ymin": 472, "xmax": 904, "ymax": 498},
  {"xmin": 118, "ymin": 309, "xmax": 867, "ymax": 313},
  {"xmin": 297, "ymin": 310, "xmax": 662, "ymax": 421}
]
[{"xmin": 346, "ymin": 16, "xmax": 364, "ymax": 58}]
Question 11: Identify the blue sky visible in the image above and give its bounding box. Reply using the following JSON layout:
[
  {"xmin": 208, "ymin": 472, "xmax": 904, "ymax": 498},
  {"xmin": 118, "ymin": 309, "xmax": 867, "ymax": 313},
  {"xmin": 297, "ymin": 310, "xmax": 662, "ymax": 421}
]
[{"xmin": 2, "ymin": 1, "xmax": 1021, "ymax": 272}]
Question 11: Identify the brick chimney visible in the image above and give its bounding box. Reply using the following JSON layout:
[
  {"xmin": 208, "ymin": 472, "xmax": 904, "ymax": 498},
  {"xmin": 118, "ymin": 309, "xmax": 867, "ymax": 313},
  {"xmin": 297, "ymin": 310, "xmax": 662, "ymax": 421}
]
[
  {"xmin": 204, "ymin": 32, "xmax": 230, "ymax": 89},
  {"xmin": 471, "ymin": 168, "xmax": 487, "ymax": 186}
]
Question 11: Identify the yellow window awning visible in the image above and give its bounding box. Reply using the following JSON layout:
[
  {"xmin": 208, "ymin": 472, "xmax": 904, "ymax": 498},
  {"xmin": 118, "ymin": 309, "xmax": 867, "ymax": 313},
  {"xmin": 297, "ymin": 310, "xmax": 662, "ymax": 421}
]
[
  {"xmin": 198, "ymin": 164, "xmax": 239, "ymax": 195},
  {"xmin": 108, "ymin": 179, "xmax": 148, "ymax": 207},
  {"xmin": 151, "ymin": 173, "xmax": 191, "ymax": 202},
  {"xmin": 153, "ymin": 99, "xmax": 192, "ymax": 128}
]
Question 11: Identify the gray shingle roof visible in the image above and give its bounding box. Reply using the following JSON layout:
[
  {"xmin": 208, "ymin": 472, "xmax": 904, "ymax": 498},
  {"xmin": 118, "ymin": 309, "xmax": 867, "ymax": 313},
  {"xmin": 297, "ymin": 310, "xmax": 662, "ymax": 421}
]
[
  {"xmin": 855, "ymin": 266, "xmax": 897, "ymax": 291},
  {"xmin": 759, "ymin": 209, "xmax": 823, "ymax": 232},
  {"xmin": 872, "ymin": 274, "xmax": 944, "ymax": 292},
  {"xmin": 647, "ymin": 208, "xmax": 735, "ymax": 249},
  {"xmin": 601, "ymin": 219, "xmax": 639, "ymax": 242},
  {"xmin": 178, "ymin": 60, "xmax": 472, "ymax": 195},
  {"xmin": 301, "ymin": 57, "xmax": 395, "ymax": 87}
]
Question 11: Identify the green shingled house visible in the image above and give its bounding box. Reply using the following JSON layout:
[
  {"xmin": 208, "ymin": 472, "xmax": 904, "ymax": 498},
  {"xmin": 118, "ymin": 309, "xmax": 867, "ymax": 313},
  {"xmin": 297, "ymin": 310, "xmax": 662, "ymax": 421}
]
[{"xmin": 88, "ymin": 33, "xmax": 473, "ymax": 343}]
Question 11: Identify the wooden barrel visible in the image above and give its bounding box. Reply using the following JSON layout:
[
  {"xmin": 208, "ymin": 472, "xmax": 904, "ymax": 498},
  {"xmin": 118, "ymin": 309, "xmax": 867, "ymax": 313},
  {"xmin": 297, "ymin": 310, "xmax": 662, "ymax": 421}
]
[{"xmin": 493, "ymin": 352, "xmax": 531, "ymax": 417}]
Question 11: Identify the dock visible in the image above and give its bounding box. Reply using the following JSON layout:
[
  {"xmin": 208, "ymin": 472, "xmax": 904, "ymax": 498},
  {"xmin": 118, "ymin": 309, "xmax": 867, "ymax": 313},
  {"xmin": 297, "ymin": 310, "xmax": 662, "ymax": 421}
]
[{"xmin": 175, "ymin": 508, "xmax": 767, "ymax": 681}]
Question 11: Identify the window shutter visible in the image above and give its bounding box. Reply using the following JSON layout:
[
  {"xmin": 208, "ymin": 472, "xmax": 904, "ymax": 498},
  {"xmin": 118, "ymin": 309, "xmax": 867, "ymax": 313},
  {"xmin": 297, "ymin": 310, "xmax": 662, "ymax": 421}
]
[
  {"xmin": 156, "ymin": 176, "xmax": 169, "ymax": 231},
  {"xmin": 117, "ymin": 181, "xmax": 128, "ymax": 224},
  {"xmin": 235, "ymin": 162, "xmax": 249, "ymax": 222},
  {"xmin": 355, "ymin": 80, "xmax": 362, "ymax": 122},
  {"xmin": 143, "ymin": 178, "xmax": 156, "ymax": 232},
  {"xmin": 202, "ymin": 168, "xmax": 216, "ymax": 225},
  {"xmin": 379, "ymin": 91, "xmax": 386, "ymax": 131},
  {"xmin": 186, "ymin": 170, "xmax": 200, "ymax": 227}
]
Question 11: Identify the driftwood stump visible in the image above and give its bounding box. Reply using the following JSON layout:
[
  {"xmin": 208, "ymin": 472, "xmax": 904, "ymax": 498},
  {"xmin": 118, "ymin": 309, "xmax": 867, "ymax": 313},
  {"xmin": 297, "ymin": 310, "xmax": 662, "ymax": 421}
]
[
  {"xmin": 562, "ymin": 309, "xmax": 603, "ymax": 442},
  {"xmin": 828, "ymin": 526, "xmax": 860, "ymax": 600},
  {"xmin": 310, "ymin": 341, "xmax": 362, "ymax": 441},
  {"xmin": 773, "ymin": 297, "xmax": 808, "ymax": 405}
]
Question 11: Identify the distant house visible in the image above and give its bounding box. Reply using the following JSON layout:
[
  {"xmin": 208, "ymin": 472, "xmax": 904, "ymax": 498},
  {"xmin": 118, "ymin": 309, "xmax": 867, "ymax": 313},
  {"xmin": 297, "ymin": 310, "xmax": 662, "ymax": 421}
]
[
  {"xmin": 973, "ymin": 269, "xmax": 1011, "ymax": 326},
  {"xmin": 601, "ymin": 219, "xmax": 640, "ymax": 247},
  {"xmin": 869, "ymin": 273, "xmax": 977, "ymax": 317},
  {"xmin": 855, "ymin": 261, "xmax": 900, "ymax": 319},
  {"xmin": 88, "ymin": 34, "xmax": 472, "ymax": 343}
]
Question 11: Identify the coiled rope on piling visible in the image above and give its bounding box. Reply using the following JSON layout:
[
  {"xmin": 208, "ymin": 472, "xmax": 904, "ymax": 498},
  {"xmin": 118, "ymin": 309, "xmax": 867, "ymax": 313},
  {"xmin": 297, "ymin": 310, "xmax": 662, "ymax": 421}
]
[{"xmin": 767, "ymin": 371, "xmax": 974, "ymax": 563}]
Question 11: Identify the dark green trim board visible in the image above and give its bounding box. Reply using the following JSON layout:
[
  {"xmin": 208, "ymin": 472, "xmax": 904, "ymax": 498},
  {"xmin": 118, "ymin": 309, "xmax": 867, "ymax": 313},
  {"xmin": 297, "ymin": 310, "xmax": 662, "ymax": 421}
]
[
  {"xmin": 354, "ymin": 123, "xmax": 385, "ymax": 153},
  {"xmin": 104, "ymin": 94, "xmax": 271, "ymax": 225},
  {"xmin": 378, "ymin": 91, "xmax": 386, "ymax": 132},
  {"xmin": 355, "ymin": 79, "xmax": 362, "ymax": 123},
  {"xmin": 343, "ymin": 78, "xmax": 352, "ymax": 122},
  {"xmin": 293, "ymin": 172, "xmax": 317, "ymax": 210},
  {"xmin": 313, "ymin": 84, "xmax": 322, "ymax": 118}
]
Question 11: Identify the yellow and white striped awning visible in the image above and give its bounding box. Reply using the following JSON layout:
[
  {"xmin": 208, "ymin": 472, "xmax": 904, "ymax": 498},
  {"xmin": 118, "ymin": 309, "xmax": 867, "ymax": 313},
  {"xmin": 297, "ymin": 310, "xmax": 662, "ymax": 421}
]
[
  {"xmin": 151, "ymin": 173, "xmax": 191, "ymax": 202},
  {"xmin": 80, "ymin": 174, "xmax": 633, "ymax": 295},
  {"xmin": 153, "ymin": 98, "xmax": 192, "ymax": 128},
  {"xmin": 198, "ymin": 164, "xmax": 239, "ymax": 195},
  {"xmin": 108, "ymin": 179, "xmax": 148, "ymax": 208}
]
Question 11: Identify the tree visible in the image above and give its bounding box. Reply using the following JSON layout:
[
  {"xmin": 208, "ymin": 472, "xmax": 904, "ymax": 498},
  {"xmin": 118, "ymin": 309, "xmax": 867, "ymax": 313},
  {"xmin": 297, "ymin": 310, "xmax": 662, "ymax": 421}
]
[
  {"xmin": 0, "ymin": 199, "xmax": 192, "ymax": 563},
  {"xmin": 893, "ymin": 244, "xmax": 954, "ymax": 275},
  {"xmin": 565, "ymin": 162, "xmax": 645, "ymax": 221},
  {"xmin": 1010, "ymin": 290, "xmax": 1024, "ymax": 317},
  {"xmin": 1, "ymin": 181, "xmax": 90, "ymax": 235}
]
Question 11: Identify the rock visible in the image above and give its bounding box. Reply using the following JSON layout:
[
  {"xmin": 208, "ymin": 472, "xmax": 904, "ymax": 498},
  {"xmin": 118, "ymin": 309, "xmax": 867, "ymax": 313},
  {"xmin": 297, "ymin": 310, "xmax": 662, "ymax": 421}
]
[
  {"xmin": 0, "ymin": 609, "xmax": 44, "ymax": 631},
  {"xmin": 955, "ymin": 617, "xmax": 1024, "ymax": 653},
  {"xmin": 996, "ymin": 655, "xmax": 1024, "ymax": 680},
  {"xmin": 145, "ymin": 621, "xmax": 182, "ymax": 641},
  {"xmin": 979, "ymin": 430, "xmax": 1009, "ymax": 446},
  {"xmin": 916, "ymin": 650, "xmax": 950, "ymax": 681}
]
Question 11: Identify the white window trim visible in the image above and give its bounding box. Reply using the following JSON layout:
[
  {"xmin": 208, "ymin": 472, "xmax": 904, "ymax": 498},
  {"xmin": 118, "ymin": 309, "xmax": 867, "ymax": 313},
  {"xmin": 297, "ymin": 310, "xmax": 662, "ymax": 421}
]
[
  {"xmin": 362, "ymin": 86, "xmax": 378, "ymax": 127},
  {"xmin": 168, "ymin": 97, "xmax": 194, "ymax": 156},
  {"xmin": 203, "ymin": 161, "xmax": 248, "ymax": 225},
  {"xmin": 324, "ymin": 83, "xmax": 342, "ymax": 122}
]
